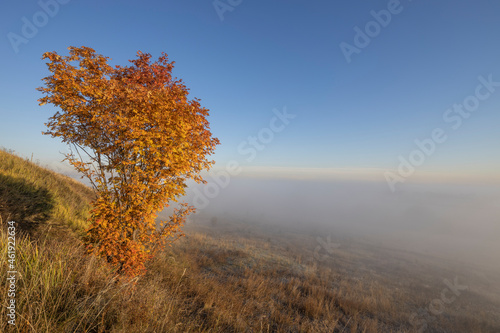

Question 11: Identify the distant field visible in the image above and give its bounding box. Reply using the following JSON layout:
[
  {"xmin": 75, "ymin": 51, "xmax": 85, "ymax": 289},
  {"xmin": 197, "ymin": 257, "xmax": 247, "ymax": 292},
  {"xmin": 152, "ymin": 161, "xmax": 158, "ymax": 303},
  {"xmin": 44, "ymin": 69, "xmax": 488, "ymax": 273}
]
[{"xmin": 174, "ymin": 215, "xmax": 500, "ymax": 332}]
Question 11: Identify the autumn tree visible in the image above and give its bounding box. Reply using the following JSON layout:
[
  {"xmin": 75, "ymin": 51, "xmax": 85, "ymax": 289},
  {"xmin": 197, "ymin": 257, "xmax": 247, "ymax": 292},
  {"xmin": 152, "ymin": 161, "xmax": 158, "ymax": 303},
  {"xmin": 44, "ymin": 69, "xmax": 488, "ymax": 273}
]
[{"xmin": 38, "ymin": 46, "xmax": 219, "ymax": 276}]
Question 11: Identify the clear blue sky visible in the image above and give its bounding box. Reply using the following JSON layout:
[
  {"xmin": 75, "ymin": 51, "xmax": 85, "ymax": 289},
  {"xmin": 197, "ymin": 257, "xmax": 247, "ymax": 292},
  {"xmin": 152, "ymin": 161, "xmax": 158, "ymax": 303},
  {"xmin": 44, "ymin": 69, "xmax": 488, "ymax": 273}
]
[{"xmin": 1, "ymin": 0, "xmax": 500, "ymax": 184}]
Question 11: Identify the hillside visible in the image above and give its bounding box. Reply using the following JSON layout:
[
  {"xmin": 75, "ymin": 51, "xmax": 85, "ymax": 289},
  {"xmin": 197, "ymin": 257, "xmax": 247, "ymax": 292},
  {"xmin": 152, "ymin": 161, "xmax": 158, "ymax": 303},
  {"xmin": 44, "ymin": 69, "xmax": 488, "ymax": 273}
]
[
  {"xmin": 0, "ymin": 148, "xmax": 94, "ymax": 236},
  {"xmin": 1, "ymin": 150, "xmax": 500, "ymax": 332}
]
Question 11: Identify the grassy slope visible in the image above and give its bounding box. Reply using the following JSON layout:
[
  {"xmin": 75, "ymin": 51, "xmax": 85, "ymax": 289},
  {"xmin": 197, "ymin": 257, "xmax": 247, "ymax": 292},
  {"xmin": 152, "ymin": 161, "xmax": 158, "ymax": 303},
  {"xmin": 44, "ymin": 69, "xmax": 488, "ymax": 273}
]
[
  {"xmin": 1, "ymin": 149, "xmax": 499, "ymax": 332},
  {"xmin": 0, "ymin": 149, "xmax": 94, "ymax": 234}
]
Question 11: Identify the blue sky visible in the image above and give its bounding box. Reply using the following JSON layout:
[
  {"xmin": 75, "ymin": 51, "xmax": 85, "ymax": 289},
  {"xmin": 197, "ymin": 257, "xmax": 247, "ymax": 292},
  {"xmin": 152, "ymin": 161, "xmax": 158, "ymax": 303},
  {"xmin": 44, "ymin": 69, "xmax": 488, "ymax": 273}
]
[{"xmin": 1, "ymin": 0, "xmax": 500, "ymax": 185}]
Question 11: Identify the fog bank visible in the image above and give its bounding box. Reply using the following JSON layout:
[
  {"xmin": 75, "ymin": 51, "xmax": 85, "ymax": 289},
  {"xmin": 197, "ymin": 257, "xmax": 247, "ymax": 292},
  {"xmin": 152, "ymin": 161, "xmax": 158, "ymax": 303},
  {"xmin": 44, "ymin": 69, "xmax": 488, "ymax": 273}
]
[{"xmin": 183, "ymin": 177, "xmax": 500, "ymax": 272}]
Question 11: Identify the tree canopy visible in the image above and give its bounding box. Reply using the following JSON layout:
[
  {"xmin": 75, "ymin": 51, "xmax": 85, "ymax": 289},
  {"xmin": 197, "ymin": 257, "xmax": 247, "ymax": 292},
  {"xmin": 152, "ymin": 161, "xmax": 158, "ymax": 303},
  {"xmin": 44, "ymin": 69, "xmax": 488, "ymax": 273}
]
[{"xmin": 38, "ymin": 46, "xmax": 219, "ymax": 275}]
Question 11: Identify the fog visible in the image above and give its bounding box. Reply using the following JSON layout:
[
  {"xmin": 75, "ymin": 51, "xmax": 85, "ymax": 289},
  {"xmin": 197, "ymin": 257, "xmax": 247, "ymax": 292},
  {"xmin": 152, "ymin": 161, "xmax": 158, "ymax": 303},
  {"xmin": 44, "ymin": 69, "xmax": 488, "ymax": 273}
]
[{"xmin": 183, "ymin": 176, "xmax": 500, "ymax": 273}]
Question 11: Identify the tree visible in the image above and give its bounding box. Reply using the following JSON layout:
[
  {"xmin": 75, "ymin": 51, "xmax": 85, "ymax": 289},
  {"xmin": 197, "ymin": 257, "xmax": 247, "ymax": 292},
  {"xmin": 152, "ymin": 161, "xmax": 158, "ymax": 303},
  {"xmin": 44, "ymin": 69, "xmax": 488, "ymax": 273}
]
[{"xmin": 38, "ymin": 46, "xmax": 219, "ymax": 276}]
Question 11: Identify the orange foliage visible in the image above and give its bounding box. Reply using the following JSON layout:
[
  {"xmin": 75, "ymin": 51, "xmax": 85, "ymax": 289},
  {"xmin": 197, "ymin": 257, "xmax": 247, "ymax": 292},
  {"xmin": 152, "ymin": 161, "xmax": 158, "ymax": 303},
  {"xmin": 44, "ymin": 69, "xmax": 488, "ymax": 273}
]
[{"xmin": 38, "ymin": 46, "xmax": 219, "ymax": 276}]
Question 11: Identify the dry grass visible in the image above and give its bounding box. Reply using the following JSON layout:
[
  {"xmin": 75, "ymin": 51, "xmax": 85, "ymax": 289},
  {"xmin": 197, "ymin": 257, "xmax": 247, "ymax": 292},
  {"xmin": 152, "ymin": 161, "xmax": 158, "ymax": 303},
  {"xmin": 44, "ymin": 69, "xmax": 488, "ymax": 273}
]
[
  {"xmin": 0, "ymin": 148, "xmax": 94, "ymax": 234},
  {"xmin": 3, "ymin": 217, "xmax": 499, "ymax": 332}
]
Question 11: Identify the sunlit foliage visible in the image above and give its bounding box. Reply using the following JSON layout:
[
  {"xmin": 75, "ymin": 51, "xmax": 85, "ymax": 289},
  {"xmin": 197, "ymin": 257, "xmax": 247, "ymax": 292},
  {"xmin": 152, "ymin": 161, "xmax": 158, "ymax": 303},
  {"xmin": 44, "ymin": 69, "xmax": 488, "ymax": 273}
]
[{"xmin": 38, "ymin": 46, "xmax": 219, "ymax": 276}]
